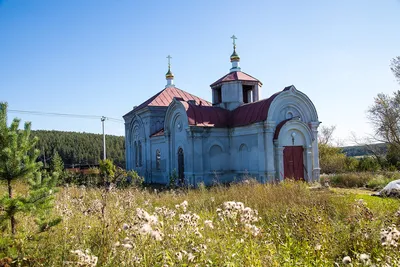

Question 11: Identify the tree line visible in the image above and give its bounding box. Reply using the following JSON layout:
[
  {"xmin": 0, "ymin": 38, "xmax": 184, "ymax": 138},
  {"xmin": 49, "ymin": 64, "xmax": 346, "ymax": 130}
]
[
  {"xmin": 32, "ymin": 130, "xmax": 125, "ymax": 168},
  {"xmin": 342, "ymin": 143, "xmax": 387, "ymax": 157}
]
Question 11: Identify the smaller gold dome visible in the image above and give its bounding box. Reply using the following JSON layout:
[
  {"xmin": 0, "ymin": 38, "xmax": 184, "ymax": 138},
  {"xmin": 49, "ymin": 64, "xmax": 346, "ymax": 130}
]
[
  {"xmin": 165, "ymin": 68, "xmax": 174, "ymax": 79},
  {"xmin": 230, "ymin": 48, "xmax": 240, "ymax": 62}
]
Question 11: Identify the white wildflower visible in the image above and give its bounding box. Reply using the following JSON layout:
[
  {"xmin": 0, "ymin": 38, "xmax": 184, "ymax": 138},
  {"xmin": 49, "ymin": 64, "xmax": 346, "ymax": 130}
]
[
  {"xmin": 381, "ymin": 225, "xmax": 400, "ymax": 247},
  {"xmin": 122, "ymin": 243, "xmax": 133, "ymax": 249},
  {"xmin": 136, "ymin": 208, "xmax": 158, "ymax": 225},
  {"xmin": 176, "ymin": 251, "xmax": 183, "ymax": 261},
  {"xmin": 204, "ymin": 220, "xmax": 214, "ymax": 229},
  {"xmin": 342, "ymin": 256, "xmax": 351, "ymax": 265},
  {"xmin": 155, "ymin": 206, "xmax": 176, "ymax": 219},
  {"xmin": 175, "ymin": 200, "xmax": 188, "ymax": 212},
  {"xmin": 359, "ymin": 253, "xmax": 370, "ymax": 265},
  {"xmin": 395, "ymin": 208, "xmax": 400, "ymax": 217},
  {"xmin": 139, "ymin": 223, "xmax": 153, "ymax": 235},
  {"xmin": 188, "ymin": 253, "xmax": 195, "ymax": 262},
  {"xmin": 69, "ymin": 249, "xmax": 98, "ymax": 267},
  {"xmin": 218, "ymin": 201, "xmax": 261, "ymax": 236},
  {"xmin": 245, "ymin": 223, "xmax": 260, "ymax": 236},
  {"xmin": 151, "ymin": 229, "xmax": 163, "ymax": 241},
  {"xmin": 132, "ymin": 255, "xmax": 141, "ymax": 264}
]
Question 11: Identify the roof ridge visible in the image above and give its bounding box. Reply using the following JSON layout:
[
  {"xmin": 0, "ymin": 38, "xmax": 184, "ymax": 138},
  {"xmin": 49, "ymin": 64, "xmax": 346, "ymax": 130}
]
[
  {"xmin": 131, "ymin": 86, "xmax": 211, "ymax": 114},
  {"xmin": 239, "ymin": 71, "xmax": 260, "ymax": 82},
  {"xmin": 210, "ymin": 70, "xmax": 261, "ymax": 87},
  {"xmin": 170, "ymin": 87, "xmax": 212, "ymax": 105}
]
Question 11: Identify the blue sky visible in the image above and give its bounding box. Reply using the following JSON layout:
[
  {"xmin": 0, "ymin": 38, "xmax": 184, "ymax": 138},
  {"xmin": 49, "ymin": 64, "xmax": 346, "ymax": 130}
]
[{"xmin": 1, "ymin": 0, "xmax": 399, "ymax": 144}]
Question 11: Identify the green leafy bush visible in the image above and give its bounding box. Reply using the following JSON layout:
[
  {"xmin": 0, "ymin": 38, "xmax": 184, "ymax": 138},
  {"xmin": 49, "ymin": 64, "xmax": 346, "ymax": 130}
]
[
  {"xmin": 325, "ymin": 172, "xmax": 374, "ymax": 188},
  {"xmin": 322, "ymin": 171, "xmax": 400, "ymax": 189},
  {"xmin": 319, "ymin": 144, "xmax": 347, "ymax": 173}
]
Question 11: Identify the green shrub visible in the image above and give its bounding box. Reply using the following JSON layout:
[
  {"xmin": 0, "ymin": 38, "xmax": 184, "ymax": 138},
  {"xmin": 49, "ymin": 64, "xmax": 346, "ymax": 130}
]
[
  {"xmin": 319, "ymin": 144, "xmax": 347, "ymax": 173},
  {"xmin": 327, "ymin": 172, "xmax": 374, "ymax": 188},
  {"xmin": 357, "ymin": 157, "xmax": 381, "ymax": 172},
  {"xmin": 344, "ymin": 156, "xmax": 359, "ymax": 172},
  {"xmin": 366, "ymin": 175, "xmax": 393, "ymax": 190},
  {"xmin": 366, "ymin": 172, "xmax": 400, "ymax": 190},
  {"xmin": 323, "ymin": 171, "xmax": 400, "ymax": 189},
  {"xmin": 168, "ymin": 169, "xmax": 178, "ymax": 189}
]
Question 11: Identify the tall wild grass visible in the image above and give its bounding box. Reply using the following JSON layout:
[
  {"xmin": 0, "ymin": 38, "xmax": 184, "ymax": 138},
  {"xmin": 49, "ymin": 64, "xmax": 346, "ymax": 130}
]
[{"xmin": 0, "ymin": 180, "xmax": 399, "ymax": 266}]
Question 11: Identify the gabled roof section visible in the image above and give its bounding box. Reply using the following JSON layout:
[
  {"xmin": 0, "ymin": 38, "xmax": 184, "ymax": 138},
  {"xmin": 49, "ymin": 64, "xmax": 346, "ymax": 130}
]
[
  {"xmin": 229, "ymin": 86, "xmax": 293, "ymax": 127},
  {"xmin": 181, "ymin": 102, "xmax": 230, "ymax": 127},
  {"xmin": 229, "ymin": 91, "xmax": 280, "ymax": 127},
  {"xmin": 124, "ymin": 87, "xmax": 211, "ymax": 117},
  {"xmin": 210, "ymin": 71, "xmax": 262, "ymax": 88}
]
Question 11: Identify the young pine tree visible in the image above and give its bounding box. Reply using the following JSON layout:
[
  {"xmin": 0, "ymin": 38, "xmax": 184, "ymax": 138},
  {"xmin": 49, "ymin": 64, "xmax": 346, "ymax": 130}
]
[
  {"xmin": 26, "ymin": 170, "xmax": 61, "ymax": 232},
  {"xmin": 0, "ymin": 102, "xmax": 59, "ymax": 235},
  {"xmin": 50, "ymin": 150, "xmax": 64, "ymax": 172},
  {"xmin": 50, "ymin": 150, "xmax": 64, "ymax": 178}
]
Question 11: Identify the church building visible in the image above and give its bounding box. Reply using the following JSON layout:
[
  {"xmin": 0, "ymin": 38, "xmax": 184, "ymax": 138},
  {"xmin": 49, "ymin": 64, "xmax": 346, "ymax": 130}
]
[{"xmin": 123, "ymin": 36, "xmax": 321, "ymax": 185}]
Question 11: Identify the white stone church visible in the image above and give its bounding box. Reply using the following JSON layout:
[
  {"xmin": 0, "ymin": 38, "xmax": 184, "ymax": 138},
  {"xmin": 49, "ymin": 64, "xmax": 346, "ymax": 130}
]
[{"xmin": 123, "ymin": 37, "xmax": 320, "ymax": 185}]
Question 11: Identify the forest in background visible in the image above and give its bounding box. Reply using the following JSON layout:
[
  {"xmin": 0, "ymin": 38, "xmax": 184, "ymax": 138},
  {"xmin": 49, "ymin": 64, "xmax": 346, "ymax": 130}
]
[
  {"xmin": 342, "ymin": 143, "xmax": 387, "ymax": 157},
  {"xmin": 32, "ymin": 130, "xmax": 125, "ymax": 168}
]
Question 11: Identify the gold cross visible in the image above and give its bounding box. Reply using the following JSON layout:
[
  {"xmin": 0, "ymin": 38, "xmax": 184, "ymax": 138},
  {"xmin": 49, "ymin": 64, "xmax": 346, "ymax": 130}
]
[
  {"xmin": 231, "ymin": 35, "xmax": 237, "ymax": 47},
  {"xmin": 167, "ymin": 55, "xmax": 172, "ymax": 68}
]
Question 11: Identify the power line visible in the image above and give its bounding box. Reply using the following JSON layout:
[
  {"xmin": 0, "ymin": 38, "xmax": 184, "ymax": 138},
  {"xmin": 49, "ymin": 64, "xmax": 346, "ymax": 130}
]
[{"xmin": 8, "ymin": 109, "xmax": 124, "ymax": 123}]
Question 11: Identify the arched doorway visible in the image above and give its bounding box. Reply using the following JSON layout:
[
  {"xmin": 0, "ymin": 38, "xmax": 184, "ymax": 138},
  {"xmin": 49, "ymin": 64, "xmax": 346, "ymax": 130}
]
[
  {"xmin": 274, "ymin": 119, "xmax": 313, "ymax": 182},
  {"xmin": 283, "ymin": 146, "xmax": 304, "ymax": 180},
  {"xmin": 177, "ymin": 147, "xmax": 184, "ymax": 184}
]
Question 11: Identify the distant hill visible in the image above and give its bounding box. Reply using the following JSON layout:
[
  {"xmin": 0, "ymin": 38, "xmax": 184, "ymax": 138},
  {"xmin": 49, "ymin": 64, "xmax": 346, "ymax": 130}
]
[
  {"xmin": 32, "ymin": 130, "xmax": 125, "ymax": 168},
  {"xmin": 341, "ymin": 143, "xmax": 387, "ymax": 157}
]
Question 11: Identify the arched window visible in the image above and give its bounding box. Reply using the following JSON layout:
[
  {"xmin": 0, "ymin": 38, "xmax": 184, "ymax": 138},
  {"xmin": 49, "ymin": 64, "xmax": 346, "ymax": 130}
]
[
  {"xmin": 239, "ymin": 144, "xmax": 249, "ymax": 171},
  {"xmin": 138, "ymin": 141, "xmax": 142, "ymax": 167},
  {"xmin": 177, "ymin": 147, "xmax": 184, "ymax": 183},
  {"xmin": 134, "ymin": 141, "xmax": 138, "ymax": 167},
  {"xmin": 209, "ymin": 145, "xmax": 223, "ymax": 171},
  {"xmin": 156, "ymin": 149, "xmax": 161, "ymax": 170}
]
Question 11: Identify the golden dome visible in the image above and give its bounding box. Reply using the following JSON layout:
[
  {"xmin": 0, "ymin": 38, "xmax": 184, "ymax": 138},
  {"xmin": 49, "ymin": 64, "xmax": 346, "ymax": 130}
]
[{"xmin": 165, "ymin": 68, "xmax": 174, "ymax": 79}]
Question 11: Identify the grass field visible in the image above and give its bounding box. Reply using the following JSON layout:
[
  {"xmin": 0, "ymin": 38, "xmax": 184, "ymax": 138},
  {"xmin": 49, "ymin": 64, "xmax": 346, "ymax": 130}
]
[{"xmin": 1, "ymin": 180, "xmax": 400, "ymax": 266}]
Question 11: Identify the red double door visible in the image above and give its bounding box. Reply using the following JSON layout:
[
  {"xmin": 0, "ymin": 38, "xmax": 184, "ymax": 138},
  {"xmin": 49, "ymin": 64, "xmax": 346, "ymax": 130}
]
[{"xmin": 283, "ymin": 146, "xmax": 304, "ymax": 180}]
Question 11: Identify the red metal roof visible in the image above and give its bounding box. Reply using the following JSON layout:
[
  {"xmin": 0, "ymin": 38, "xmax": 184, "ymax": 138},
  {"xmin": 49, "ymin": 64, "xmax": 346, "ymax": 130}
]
[
  {"xmin": 210, "ymin": 71, "xmax": 262, "ymax": 87},
  {"xmin": 132, "ymin": 87, "xmax": 211, "ymax": 113},
  {"xmin": 145, "ymin": 86, "xmax": 294, "ymax": 133},
  {"xmin": 229, "ymin": 91, "xmax": 281, "ymax": 127},
  {"xmin": 182, "ymin": 102, "xmax": 230, "ymax": 127},
  {"xmin": 180, "ymin": 87, "xmax": 291, "ymax": 128}
]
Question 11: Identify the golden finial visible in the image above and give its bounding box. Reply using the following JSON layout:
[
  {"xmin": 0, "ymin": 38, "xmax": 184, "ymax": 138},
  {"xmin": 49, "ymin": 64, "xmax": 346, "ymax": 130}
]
[
  {"xmin": 230, "ymin": 35, "xmax": 240, "ymax": 62},
  {"xmin": 165, "ymin": 55, "xmax": 174, "ymax": 79}
]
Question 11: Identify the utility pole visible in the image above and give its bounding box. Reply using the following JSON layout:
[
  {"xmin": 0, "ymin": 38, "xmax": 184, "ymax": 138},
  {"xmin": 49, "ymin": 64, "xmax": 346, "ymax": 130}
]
[{"xmin": 101, "ymin": 116, "xmax": 106, "ymax": 160}]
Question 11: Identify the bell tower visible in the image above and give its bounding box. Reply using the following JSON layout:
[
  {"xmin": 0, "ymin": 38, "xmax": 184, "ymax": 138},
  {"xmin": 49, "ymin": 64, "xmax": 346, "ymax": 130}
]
[
  {"xmin": 230, "ymin": 35, "xmax": 241, "ymax": 72},
  {"xmin": 210, "ymin": 35, "xmax": 262, "ymax": 110}
]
